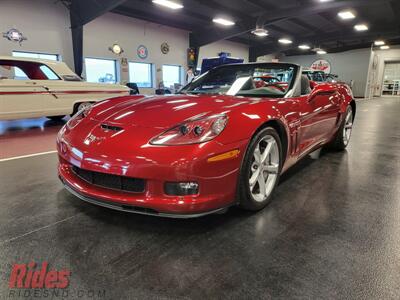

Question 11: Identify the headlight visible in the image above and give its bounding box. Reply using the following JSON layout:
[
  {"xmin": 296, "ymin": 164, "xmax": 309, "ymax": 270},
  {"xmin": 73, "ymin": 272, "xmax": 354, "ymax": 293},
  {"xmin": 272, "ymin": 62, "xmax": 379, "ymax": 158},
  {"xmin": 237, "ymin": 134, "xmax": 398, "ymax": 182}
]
[
  {"xmin": 66, "ymin": 106, "xmax": 91, "ymax": 129},
  {"xmin": 150, "ymin": 115, "xmax": 228, "ymax": 146}
]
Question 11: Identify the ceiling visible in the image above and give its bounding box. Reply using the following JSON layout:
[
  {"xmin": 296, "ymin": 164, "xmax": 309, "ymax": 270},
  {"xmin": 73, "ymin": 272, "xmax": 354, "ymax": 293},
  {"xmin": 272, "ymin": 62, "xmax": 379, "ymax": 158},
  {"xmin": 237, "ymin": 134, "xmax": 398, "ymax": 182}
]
[{"xmin": 110, "ymin": 0, "xmax": 400, "ymax": 58}]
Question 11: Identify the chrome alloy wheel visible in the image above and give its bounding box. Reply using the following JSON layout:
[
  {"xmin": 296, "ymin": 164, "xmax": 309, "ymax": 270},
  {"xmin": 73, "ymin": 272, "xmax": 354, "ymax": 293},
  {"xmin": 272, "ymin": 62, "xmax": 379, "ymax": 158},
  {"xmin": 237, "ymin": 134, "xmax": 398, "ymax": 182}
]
[
  {"xmin": 249, "ymin": 135, "xmax": 280, "ymax": 202},
  {"xmin": 343, "ymin": 109, "xmax": 353, "ymax": 146}
]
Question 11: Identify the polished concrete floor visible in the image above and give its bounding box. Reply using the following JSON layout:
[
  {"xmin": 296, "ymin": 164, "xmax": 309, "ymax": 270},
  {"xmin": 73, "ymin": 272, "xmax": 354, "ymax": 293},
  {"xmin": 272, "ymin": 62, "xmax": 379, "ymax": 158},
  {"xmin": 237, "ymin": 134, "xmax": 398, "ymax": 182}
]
[
  {"xmin": 0, "ymin": 117, "xmax": 67, "ymax": 159},
  {"xmin": 0, "ymin": 97, "xmax": 399, "ymax": 299}
]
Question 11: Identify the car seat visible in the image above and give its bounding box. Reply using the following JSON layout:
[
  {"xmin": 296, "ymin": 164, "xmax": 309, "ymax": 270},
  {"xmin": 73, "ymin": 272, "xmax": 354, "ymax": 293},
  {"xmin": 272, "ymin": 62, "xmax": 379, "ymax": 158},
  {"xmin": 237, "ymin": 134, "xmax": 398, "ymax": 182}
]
[{"xmin": 301, "ymin": 75, "xmax": 312, "ymax": 95}]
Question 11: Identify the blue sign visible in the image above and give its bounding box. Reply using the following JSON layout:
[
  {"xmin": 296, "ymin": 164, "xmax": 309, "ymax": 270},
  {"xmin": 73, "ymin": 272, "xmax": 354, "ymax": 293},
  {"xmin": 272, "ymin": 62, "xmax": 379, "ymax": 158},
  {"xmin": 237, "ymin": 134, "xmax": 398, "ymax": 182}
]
[{"xmin": 137, "ymin": 45, "xmax": 148, "ymax": 59}]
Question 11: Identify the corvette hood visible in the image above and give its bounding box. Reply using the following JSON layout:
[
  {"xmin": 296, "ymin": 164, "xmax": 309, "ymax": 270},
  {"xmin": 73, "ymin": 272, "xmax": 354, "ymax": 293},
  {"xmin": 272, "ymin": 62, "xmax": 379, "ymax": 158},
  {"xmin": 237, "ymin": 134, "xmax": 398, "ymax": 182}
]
[{"xmin": 89, "ymin": 94, "xmax": 259, "ymax": 129}]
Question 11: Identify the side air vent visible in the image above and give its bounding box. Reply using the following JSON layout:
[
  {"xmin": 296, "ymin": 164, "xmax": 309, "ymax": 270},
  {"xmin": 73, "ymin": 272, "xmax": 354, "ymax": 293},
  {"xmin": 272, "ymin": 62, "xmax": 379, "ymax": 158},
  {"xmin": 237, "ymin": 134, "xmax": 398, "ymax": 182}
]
[{"xmin": 100, "ymin": 124, "xmax": 123, "ymax": 132}]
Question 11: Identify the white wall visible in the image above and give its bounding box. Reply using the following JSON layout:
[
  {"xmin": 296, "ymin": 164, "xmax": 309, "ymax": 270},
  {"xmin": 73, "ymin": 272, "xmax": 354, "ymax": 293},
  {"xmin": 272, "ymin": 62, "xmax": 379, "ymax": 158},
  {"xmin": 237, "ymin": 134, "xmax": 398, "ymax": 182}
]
[
  {"xmin": 198, "ymin": 40, "xmax": 249, "ymax": 66},
  {"xmin": 83, "ymin": 13, "xmax": 190, "ymax": 94},
  {"xmin": 281, "ymin": 48, "xmax": 372, "ymax": 98},
  {"xmin": 0, "ymin": 0, "xmax": 73, "ymax": 69}
]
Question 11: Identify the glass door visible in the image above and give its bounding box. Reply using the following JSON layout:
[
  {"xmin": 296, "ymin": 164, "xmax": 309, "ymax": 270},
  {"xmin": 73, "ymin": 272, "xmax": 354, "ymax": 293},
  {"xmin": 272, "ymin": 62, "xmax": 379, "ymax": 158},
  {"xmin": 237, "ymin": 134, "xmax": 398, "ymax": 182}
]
[{"xmin": 382, "ymin": 62, "xmax": 400, "ymax": 97}]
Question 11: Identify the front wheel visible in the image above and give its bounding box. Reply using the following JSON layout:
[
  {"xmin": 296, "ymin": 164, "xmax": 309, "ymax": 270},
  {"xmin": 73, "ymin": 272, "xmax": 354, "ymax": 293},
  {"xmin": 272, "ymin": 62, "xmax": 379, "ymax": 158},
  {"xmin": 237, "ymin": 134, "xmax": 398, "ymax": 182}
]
[
  {"xmin": 330, "ymin": 106, "xmax": 353, "ymax": 151},
  {"xmin": 73, "ymin": 102, "xmax": 93, "ymax": 116},
  {"xmin": 238, "ymin": 127, "xmax": 282, "ymax": 211}
]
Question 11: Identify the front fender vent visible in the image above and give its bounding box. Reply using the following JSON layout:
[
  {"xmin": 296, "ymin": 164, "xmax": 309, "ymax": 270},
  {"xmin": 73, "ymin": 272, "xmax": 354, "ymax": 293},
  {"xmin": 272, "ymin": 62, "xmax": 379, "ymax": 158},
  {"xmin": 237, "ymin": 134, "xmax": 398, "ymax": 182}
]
[{"xmin": 100, "ymin": 124, "xmax": 123, "ymax": 132}]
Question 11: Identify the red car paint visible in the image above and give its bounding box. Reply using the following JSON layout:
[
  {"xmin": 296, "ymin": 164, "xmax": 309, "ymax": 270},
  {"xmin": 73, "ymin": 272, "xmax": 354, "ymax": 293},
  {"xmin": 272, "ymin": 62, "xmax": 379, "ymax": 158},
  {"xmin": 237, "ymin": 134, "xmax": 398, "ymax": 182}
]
[{"xmin": 57, "ymin": 78, "xmax": 354, "ymax": 217}]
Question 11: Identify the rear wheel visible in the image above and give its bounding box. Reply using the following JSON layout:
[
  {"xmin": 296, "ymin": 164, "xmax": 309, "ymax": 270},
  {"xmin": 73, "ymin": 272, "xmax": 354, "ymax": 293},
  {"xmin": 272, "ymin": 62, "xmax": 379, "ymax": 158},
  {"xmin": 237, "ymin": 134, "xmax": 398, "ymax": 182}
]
[
  {"xmin": 46, "ymin": 115, "xmax": 65, "ymax": 121},
  {"xmin": 238, "ymin": 127, "xmax": 282, "ymax": 211},
  {"xmin": 330, "ymin": 106, "xmax": 353, "ymax": 151}
]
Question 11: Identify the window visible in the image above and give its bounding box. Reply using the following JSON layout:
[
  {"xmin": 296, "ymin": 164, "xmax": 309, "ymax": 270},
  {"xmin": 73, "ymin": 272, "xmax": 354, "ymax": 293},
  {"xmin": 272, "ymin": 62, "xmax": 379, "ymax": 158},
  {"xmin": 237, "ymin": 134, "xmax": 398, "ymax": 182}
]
[
  {"xmin": 180, "ymin": 63, "xmax": 296, "ymax": 98},
  {"xmin": 129, "ymin": 62, "xmax": 153, "ymax": 88},
  {"xmin": 12, "ymin": 51, "xmax": 59, "ymax": 79},
  {"xmin": 12, "ymin": 51, "xmax": 59, "ymax": 61},
  {"xmin": 0, "ymin": 64, "xmax": 27, "ymax": 80},
  {"xmin": 0, "ymin": 61, "xmax": 60, "ymax": 80},
  {"xmin": 39, "ymin": 65, "xmax": 59, "ymax": 80},
  {"xmin": 85, "ymin": 58, "xmax": 117, "ymax": 84},
  {"xmin": 162, "ymin": 65, "xmax": 182, "ymax": 88}
]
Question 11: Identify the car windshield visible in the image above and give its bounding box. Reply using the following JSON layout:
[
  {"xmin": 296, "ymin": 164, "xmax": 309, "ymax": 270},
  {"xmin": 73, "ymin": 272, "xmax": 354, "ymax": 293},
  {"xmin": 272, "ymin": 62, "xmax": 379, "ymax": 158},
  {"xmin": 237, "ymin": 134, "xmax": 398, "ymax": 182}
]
[{"xmin": 180, "ymin": 63, "xmax": 297, "ymax": 98}]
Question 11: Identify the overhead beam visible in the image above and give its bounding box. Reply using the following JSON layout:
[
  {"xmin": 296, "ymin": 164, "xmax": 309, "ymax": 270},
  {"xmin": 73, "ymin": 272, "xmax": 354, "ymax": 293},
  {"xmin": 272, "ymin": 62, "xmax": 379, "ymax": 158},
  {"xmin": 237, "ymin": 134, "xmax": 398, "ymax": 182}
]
[
  {"xmin": 70, "ymin": 0, "xmax": 127, "ymax": 27},
  {"xmin": 69, "ymin": 0, "xmax": 126, "ymax": 75},
  {"xmin": 250, "ymin": 28, "xmax": 400, "ymax": 59},
  {"xmin": 191, "ymin": 0, "xmax": 390, "ymax": 48}
]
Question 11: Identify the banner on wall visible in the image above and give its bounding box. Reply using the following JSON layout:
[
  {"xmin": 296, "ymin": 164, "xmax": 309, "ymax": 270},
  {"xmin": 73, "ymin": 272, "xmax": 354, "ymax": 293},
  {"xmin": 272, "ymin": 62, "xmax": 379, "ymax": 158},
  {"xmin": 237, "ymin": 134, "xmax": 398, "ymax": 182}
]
[{"xmin": 310, "ymin": 59, "xmax": 331, "ymax": 74}]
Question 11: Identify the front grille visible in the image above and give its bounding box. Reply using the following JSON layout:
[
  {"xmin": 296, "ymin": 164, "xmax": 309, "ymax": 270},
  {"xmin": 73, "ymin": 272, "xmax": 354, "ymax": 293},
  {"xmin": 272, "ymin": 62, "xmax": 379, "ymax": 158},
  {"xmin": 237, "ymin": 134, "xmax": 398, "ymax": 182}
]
[{"xmin": 72, "ymin": 166, "xmax": 145, "ymax": 193}]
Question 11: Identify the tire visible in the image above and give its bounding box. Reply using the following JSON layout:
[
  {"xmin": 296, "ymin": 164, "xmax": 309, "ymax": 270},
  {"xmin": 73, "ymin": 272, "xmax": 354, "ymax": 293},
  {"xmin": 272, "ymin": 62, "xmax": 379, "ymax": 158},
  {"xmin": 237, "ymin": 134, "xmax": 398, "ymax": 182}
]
[
  {"xmin": 73, "ymin": 102, "xmax": 93, "ymax": 116},
  {"xmin": 46, "ymin": 115, "xmax": 65, "ymax": 121},
  {"xmin": 238, "ymin": 127, "xmax": 282, "ymax": 211},
  {"xmin": 330, "ymin": 106, "xmax": 353, "ymax": 151}
]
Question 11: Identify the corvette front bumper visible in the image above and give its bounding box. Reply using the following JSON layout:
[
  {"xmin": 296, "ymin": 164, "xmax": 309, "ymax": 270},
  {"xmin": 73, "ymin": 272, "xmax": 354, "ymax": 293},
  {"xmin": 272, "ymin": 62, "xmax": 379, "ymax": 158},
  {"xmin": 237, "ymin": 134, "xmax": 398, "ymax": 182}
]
[
  {"xmin": 57, "ymin": 136, "xmax": 248, "ymax": 217},
  {"xmin": 60, "ymin": 176, "xmax": 229, "ymax": 218}
]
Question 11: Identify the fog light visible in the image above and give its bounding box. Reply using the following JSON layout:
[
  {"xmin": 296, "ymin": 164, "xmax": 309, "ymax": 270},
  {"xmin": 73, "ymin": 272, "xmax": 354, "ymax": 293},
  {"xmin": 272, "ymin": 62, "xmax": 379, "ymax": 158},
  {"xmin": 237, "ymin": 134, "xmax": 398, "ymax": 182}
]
[{"xmin": 165, "ymin": 182, "xmax": 199, "ymax": 196}]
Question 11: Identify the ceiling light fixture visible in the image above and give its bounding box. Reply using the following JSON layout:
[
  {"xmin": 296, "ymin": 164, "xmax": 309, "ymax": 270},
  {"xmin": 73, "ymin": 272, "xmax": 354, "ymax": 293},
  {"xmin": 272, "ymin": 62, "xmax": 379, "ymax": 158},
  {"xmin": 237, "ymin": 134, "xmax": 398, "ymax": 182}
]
[
  {"xmin": 320, "ymin": 0, "xmax": 333, "ymax": 2},
  {"xmin": 380, "ymin": 45, "xmax": 390, "ymax": 50},
  {"xmin": 152, "ymin": 0, "xmax": 183, "ymax": 10},
  {"xmin": 299, "ymin": 44, "xmax": 311, "ymax": 50},
  {"xmin": 317, "ymin": 50, "xmax": 327, "ymax": 55},
  {"xmin": 212, "ymin": 18, "xmax": 235, "ymax": 26},
  {"xmin": 354, "ymin": 24, "xmax": 368, "ymax": 31},
  {"xmin": 338, "ymin": 10, "xmax": 356, "ymax": 20},
  {"xmin": 251, "ymin": 28, "xmax": 269, "ymax": 37},
  {"xmin": 278, "ymin": 38, "xmax": 293, "ymax": 44},
  {"xmin": 374, "ymin": 40, "xmax": 385, "ymax": 46}
]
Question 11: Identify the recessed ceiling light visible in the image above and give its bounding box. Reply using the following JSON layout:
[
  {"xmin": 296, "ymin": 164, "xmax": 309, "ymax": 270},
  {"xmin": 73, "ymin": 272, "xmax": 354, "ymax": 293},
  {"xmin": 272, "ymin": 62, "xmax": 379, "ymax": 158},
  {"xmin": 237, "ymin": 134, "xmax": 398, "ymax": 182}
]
[
  {"xmin": 320, "ymin": 0, "xmax": 333, "ymax": 2},
  {"xmin": 374, "ymin": 40, "xmax": 385, "ymax": 46},
  {"xmin": 354, "ymin": 24, "xmax": 368, "ymax": 31},
  {"xmin": 251, "ymin": 28, "xmax": 269, "ymax": 37},
  {"xmin": 317, "ymin": 50, "xmax": 327, "ymax": 55},
  {"xmin": 152, "ymin": 0, "xmax": 183, "ymax": 10},
  {"xmin": 338, "ymin": 10, "xmax": 356, "ymax": 20},
  {"xmin": 298, "ymin": 44, "xmax": 311, "ymax": 50},
  {"xmin": 380, "ymin": 45, "xmax": 390, "ymax": 50},
  {"xmin": 213, "ymin": 18, "xmax": 235, "ymax": 26},
  {"xmin": 279, "ymin": 38, "xmax": 293, "ymax": 44}
]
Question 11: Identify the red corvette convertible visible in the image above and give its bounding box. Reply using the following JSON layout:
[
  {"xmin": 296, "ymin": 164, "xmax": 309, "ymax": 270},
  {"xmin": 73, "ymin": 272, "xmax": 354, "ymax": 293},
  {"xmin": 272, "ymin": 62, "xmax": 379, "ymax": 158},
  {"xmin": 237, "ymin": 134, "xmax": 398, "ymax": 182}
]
[{"xmin": 57, "ymin": 63, "xmax": 355, "ymax": 218}]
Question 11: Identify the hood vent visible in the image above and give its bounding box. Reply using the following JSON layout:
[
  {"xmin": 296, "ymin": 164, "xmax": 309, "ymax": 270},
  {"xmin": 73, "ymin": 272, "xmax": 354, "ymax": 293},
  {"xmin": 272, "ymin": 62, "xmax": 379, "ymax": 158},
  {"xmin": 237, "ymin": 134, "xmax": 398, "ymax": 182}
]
[{"xmin": 100, "ymin": 124, "xmax": 123, "ymax": 132}]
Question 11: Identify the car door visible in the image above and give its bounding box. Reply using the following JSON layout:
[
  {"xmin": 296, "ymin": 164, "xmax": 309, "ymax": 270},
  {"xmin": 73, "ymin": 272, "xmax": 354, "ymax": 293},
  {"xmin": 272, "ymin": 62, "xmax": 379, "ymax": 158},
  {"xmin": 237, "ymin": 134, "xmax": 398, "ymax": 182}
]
[
  {"xmin": 297, "ymin": 87, "xmax": 340, "ymax": 156},
  {"xmin": 0, "ymin": 78, "xmax": 55, "ymax": 120}
]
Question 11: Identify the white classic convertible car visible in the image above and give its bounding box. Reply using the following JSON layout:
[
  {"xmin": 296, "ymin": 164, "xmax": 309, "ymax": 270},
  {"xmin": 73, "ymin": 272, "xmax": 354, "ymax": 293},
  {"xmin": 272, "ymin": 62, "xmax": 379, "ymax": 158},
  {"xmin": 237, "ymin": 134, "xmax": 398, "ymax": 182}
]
[{"xmin": 0, "ymin": 56, "xmax": 130, "ymax": 120}]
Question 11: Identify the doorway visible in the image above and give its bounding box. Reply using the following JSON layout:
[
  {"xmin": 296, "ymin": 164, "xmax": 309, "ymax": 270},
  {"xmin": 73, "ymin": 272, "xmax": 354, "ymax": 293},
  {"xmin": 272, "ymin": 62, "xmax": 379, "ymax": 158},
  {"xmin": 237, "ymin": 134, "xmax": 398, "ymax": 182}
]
[{"xmin": 382, "ymin": 61, "xmax": 400, "ymax": 97}]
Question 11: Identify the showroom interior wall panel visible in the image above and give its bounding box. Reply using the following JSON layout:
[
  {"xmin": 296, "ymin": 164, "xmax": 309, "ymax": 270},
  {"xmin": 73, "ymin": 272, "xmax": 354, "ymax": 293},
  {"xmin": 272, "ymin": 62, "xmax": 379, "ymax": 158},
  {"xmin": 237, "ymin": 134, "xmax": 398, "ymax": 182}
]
[
  {"xmin": 83, "ymin": 13, "xmax": 190, "ymax": 94},
  {"xmin": 0, "ymin": 0, "xmax": 74, "ymax": 69},
  {"xmin": 283, "ymin": 48, "xmax": 372, "ymax": 98}
]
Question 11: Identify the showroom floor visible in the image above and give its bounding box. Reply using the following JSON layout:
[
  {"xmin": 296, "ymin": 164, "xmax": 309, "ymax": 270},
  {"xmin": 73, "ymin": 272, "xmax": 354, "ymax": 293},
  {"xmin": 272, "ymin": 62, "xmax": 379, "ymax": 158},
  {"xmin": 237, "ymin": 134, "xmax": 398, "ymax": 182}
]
[{"xmin": 0, "ymin": 97, "xmax": 399, "ymax": 299}]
